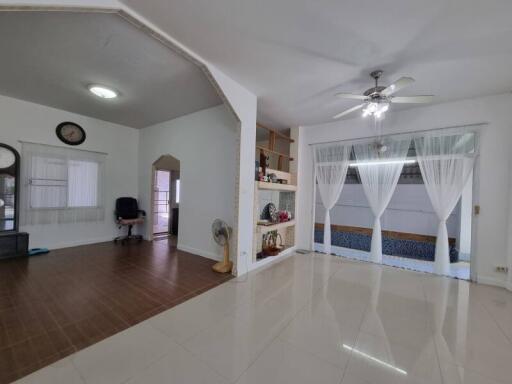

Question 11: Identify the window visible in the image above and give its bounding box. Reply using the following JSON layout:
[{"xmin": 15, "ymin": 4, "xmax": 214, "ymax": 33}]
[
  {"xmin": 345, "ymin": 142, "xmax": 423, "ymax": 184},
  {"xmin": 21, "ymin": 143, "xmax": 106, "ymax": 225},
  {"xmin": 68, "ymin": 160, "xmax": 99, "ymax": 207},
  {"xmin": 175, "ymin": 179, "xmax": 180, "ymax": 204},
  {"xmin": 29, "ymin": 158, "xmax": 99, "ymax": 208}
]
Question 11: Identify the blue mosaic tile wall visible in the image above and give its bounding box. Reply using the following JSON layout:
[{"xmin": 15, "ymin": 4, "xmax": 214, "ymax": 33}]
[{"xmin": 314, "ymin": 229, "xmax": 459, "ymax": 263}]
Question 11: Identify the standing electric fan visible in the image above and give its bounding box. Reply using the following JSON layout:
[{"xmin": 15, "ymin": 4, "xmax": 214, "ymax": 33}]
[{"xmin": 211, "ymin": 219, "xmax": 233, "ymax": 273}]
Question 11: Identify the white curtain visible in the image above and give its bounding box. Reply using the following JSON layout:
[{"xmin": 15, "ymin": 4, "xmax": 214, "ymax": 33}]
[
  {"xmin": 314, "ymin": 143, "xmax": 351, "ymax": 254},
  {"xmin": 21, "ymin": 142, "xmax": 106, "ymax": 225},
  {"xmin": 414, "ymin": 132, "xmax": 476, "ymax": 275},
  {"xmin": 353, "ymin": 136, "xmax": 411, "ymax": 263}
]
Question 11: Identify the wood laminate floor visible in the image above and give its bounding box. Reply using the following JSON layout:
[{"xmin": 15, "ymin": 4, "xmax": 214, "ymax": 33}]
[{"xmin": 0, "ymin": 240, "xmax": 231, "ymax": 383}]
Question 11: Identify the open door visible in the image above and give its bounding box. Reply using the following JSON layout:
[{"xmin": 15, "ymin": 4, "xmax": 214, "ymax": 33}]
[
  {"xmin": 152, "ymin": 155, "xmax": 180, "ymax": 244},
  {"xmin": 153, "ymin": 169, "xmax": 170, "ymax": 235}
]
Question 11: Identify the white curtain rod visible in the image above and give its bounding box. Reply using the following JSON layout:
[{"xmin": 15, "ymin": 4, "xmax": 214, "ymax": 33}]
[
  {"xmin": 308, "ymin": 122, "xmax": 488, "ymax": 147},
  {"xmin": 18, "ymin": 140, "xmax": 108, "ymax": 155}
]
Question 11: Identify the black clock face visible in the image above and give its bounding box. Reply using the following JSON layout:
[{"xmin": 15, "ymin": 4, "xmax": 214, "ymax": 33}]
[{"xmin": 56, "ymin": 122, "xmax": 86, "ymax": 146}]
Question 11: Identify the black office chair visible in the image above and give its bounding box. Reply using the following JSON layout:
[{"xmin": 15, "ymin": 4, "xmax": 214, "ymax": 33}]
[{"xmin": 114, "ymin": 197, "xmax": 146, "ymax": 244}]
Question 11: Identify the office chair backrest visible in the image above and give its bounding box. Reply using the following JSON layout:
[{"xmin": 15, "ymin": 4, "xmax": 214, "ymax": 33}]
[{"xmin": 115, "ymin": 197, "xmax": 139, "ymax": 220}]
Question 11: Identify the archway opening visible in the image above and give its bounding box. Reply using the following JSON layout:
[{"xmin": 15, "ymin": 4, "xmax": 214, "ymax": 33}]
[{"xmin": 152, "ymin": 155, "xmax": 180, "ymax": 246}]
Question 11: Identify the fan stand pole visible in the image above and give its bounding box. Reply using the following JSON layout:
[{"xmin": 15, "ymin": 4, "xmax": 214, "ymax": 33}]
[{"xmin": 212, "ymin": 242, "xmax": 233, "ymax": 273}]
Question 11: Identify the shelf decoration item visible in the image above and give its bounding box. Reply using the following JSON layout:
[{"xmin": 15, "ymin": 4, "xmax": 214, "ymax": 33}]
[
  {"xmin": 278, "ymin": 210, "xmax": 291, "ymax": 223},
  {"xmin": 262, "ymin": 202, "xmax": 278, "ymax": 223},
  {"xmin": 259, "ymin": 151, "xmax": 269, "ymax": 176},
  {"xmin": 262, "ymin": 230, "xmax": 282, "ymax": 256}
]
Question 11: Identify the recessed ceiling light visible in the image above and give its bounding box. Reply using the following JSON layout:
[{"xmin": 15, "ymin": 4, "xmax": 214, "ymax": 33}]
[{"xmin": 88, "ymin": 85, "xmax": 118, "ymax": 99}]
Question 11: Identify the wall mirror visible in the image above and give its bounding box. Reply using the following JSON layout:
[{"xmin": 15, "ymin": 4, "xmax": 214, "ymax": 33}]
[{"xmin": 0, "ymin": 143, "xmax": 20, "ymax": 232}]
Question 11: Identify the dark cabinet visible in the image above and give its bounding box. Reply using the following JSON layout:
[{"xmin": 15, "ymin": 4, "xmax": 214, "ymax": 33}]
[
  {"xmin": 171, "ymin": 208, "xmax": 179, "ymax": 236},
  {"xmin": 0, "ymin": 143, "xmax": 29, "ymax": 258},
  {"xmin": 0, "ymin": 232, "xmax": 28, "ymax": 259}
]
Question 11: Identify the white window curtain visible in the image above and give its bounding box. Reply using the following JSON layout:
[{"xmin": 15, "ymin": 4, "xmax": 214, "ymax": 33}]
[
  {"xmin": 414, "ymin": 131, "xmax": 477, "ymax": 275},
  {"xmin": 313, "ymin": 143, "xmax": 351, "ymax": 254},
  {"xmin": 353, "ymin": 136, "xmax": 411, "ymax": 263},
  {"xmin": 20, "ymin": 142, "xmax": 106, "ymax": 225}
]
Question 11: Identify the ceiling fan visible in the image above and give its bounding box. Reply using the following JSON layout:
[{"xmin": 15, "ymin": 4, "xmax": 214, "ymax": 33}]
[{"xmin": 333, "ymin": 70, "xmax": 433, "ymax": 119}]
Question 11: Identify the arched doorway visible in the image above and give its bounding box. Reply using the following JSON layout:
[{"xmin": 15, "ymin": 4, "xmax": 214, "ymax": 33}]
[{"xmin": 151, "ymin": 155, "xmax": 180, "ymax": 245}]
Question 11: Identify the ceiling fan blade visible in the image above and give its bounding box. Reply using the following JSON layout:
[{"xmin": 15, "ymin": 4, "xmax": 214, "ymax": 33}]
[
  {"xmin": 391, "ymin": 95, "xmax": 434, "ymax": 103},
  {"xmin": 381, "ymin": 77, "xmax": 415, "ymax": 96},
  {"xmin": 335, "ymin": 93, "xmax": 367, "ymax": 100},
  {"xmin": 333, "ymin": 104, "xmax": 364, "ymax": 119}
]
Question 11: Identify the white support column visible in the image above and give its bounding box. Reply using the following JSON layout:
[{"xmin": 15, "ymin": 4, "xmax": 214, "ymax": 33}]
[{"xmin": 459, "ymin": 171, "xmax": 473, "ymax": 261}]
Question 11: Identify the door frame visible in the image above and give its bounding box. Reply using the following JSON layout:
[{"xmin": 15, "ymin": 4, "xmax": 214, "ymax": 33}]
[
  {"xmin": 151, "ymin": 167, "xmax": 172, "ymax": 237},
  {"xmin": 149, "ymin": 155, "xmax": 181, "ymax": 242}
]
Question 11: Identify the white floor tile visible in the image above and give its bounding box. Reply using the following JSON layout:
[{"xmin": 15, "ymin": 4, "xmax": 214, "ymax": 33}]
[
  {"xmin": 14, "ymin": 358, "xmax": 84, "ymax": 384},
  {"xmin": 71, "ymin": 322, "xmax": 173, "ymax": 384},
  {"xmin": 235, "ymin": 339, "xmax": 344, "ymax": 384},
  {"xmin": 343, "ymin": 331, "xmax": 443, "ymax": 384},
  {"xmin": 149, "ymin": 291, "xmax": 232, "ymax": 344},
  {"xmin": 184, "ymin": 297, "xmax": 294, "ymax": 382},
  {"xmin": 278, "ymin": 300, "xmax": 359, "ymax": 368},
  {"xmin": 440, "ymin": 363, "xmax": 509, "ymax": 384},
  {"xmin": 126, "ymin": 341, "xmax": 228, "ymax": 384}
]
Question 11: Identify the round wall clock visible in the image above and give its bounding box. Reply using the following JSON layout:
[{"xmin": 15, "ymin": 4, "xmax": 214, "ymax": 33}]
[
  {"xmin": 56, "ymin": 122, "xmax": 86, "ymax": 146},
  {"xmin": 0, "ymin": 146, "xmax": 16, "ymax": 169}
]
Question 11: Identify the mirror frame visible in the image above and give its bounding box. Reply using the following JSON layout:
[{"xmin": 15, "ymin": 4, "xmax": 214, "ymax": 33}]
[{"xmin": 0, "ymin": 143, "xmax": 20, "ymax": 233}]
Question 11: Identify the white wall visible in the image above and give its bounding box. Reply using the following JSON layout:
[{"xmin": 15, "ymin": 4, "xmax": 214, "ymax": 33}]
[
  {"xmin": 297, "ymin": 93, "xmax": 512, "ymax": 287},
  {"xmin": 315, "ymin": 184, "xmax": 460, "ymax": 238},
  {"xmin": 0, "ymin": 94, "xmax": 139, "ymax": 249},
  {"xmin": 138, "ymin": 104, "xmax": 238, "ymax": 261},
  {"xmin": 208, "ymin": 65, "xmax": 257, "ymax": 275}
]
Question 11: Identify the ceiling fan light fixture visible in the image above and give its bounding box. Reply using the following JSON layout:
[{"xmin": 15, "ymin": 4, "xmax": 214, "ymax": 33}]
[
  {"xmin": 362, "ymin": 102, "xmax": 389, "ymax": 118},
  {"xmin": 333, "ymin": 70, "xmax": 433, "ymax": 120}
]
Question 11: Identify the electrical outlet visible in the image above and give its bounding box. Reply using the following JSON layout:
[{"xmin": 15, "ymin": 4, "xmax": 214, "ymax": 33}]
[{"xmin": 495, "ymin": 266, "xmax": 509, "ymax": 273}]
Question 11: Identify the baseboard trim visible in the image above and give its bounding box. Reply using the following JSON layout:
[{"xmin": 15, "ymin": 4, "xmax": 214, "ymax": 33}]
[
  {"xmin": 177, "ymin": 244, "xmax": 221, "ymax": 261},
  {"xmin": 36, "ymin": 236, "xmax": 117, "ymax": 250},
  {"xmin": 477, "ymin": 276, "xmax": 507, "ymax": 288}
]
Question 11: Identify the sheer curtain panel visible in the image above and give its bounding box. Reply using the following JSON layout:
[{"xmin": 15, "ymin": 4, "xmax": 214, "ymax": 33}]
[
  {"xmin": 353, "ymin": 136, "xmax": 411, "ymax": 263},
  {"xmin": 414, "ymin": 131, "xmax": 476, "ymax": 275},
  {"xmin": 313, "ymin": 143, "xmax": 351, "ymax": 254},
  {"xmin": 20, "ymin": 142, "xmax": 106, "ymax": 225}
]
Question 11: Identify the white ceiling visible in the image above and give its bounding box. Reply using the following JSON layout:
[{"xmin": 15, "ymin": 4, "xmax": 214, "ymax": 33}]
[
  {"xmin": 0, "ymin": 11, "xmax": 222, "ymax": 128},
  {"xmin": 122, "ymin": 0, "xmax": 512, "ymax": 129}
]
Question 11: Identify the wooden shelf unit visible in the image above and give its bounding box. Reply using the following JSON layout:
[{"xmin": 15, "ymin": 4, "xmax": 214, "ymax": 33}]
[
  {"xmin": 257, "ymin": 220, "xmax": 296, "ymax": 234},
  {"xmin": 252, "ymin": 167, "xmax": 297, "ymax": 268},
  {"xmin": 257, "ymin": 181, "xmax": 297, "ymax": 192},
  {"xmin": 256, "ymin": 122, "xmax": 294, "ymax": 171},
  {"xmin": 252, "ymin": 123, "xmax": 298, "ymax": 271},
  {"xmin": 257, "ymin": 123, "xmax": 294, "ymax": 143},
  {"xmin": 255, "ymin": 245, "xmax": 294, "ymax": 263}
]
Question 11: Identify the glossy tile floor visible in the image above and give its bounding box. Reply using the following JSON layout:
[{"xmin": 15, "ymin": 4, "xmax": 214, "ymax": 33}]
[
  {"xmin": 0, "ymin": 240, "xmax": 231, "ymax": 383},
  {"xmin": 14, "ymin": 251, "xmax": 512, "ymax": 384}
]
